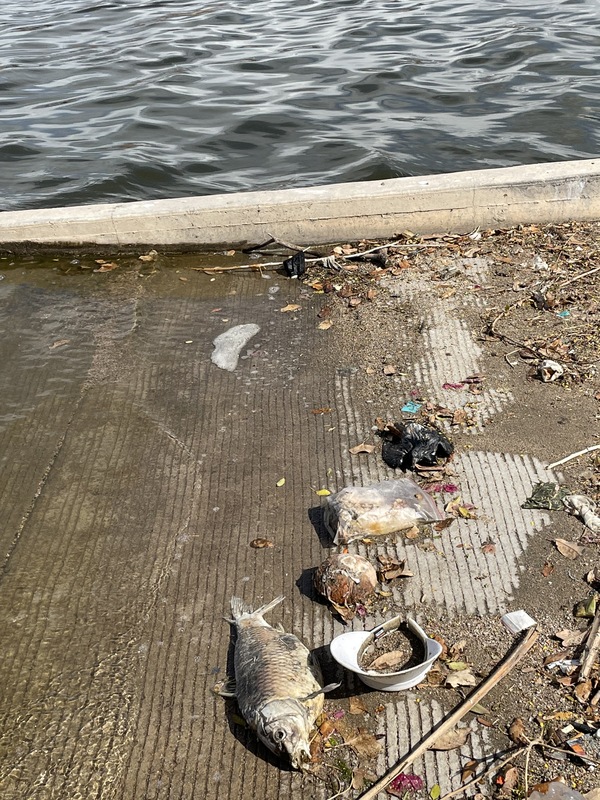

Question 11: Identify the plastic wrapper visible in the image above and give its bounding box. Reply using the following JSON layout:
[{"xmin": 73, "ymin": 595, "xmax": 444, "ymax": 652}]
[
  {"xmin": 324, "ymin": 478, "xmax": 444, "ymax": 545},
  {"xmin": 381, "ymin": 421, "xmax": 453, "ymax": 470}
]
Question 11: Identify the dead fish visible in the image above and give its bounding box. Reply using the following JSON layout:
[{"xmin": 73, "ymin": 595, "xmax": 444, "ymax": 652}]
[{"xmin": 221, "ymin": 596, "xmax": 338, "ymax": 770}]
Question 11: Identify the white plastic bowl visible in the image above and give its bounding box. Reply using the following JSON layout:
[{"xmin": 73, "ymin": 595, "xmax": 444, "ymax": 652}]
[{"xmin": 329, "ymin": 616, "xmax": 442, "ymax": 691}]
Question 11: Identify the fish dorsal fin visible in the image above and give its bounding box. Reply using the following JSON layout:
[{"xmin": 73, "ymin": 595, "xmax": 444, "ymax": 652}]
[
  {"xmin": 215, "ymin": 677, "xmax": 237, "ymax": 698},
  {"xmin": 299, "ymin": 682, "xmax": 341, "ymax": 703}
]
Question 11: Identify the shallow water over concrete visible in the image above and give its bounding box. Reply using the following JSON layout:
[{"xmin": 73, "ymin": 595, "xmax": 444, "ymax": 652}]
[{"xmin": 1, "ymin": 0, "xmax": 599, "ymax": 211}]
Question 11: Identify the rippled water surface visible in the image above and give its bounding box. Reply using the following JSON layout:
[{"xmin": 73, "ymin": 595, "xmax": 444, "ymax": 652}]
[{"xmin": 1, "ymin": 0, "xmax": 599, "ymax": 210}]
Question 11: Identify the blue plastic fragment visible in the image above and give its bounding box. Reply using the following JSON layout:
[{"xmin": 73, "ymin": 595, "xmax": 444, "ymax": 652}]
[
  {"xmin": 401, "ymin": 401, "xmax": 422, "ymax": 414},
  {"xmin": 557, "ymin": 310, "xmax": 570, "ymax": 318}
]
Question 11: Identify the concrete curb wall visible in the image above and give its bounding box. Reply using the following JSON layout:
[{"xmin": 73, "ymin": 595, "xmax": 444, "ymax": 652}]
[{"xmin": 1, "ymin": 158, "xmax": 599, "ymax": 249}]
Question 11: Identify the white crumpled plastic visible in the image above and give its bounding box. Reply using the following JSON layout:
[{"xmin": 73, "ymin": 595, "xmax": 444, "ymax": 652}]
[{"xmin": 324, "ymin": 478, "xmax": 445, "ymax": 545}]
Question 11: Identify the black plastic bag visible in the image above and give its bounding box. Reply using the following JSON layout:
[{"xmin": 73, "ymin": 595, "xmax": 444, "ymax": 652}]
[
  {"xmin": 283, "ymin": 251, "xmax": 306, "ymax": 278},
  {"xmin": 381, "ymin": 421, "xmax": 453, "ymax": 470}
]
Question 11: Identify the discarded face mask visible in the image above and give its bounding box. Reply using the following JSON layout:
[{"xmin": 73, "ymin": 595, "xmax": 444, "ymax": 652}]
[
  {"xmin": 314, "ymin": 552, "xmax": 378, "ymax": 622},
  {"xmin": 381, "ymin": 421, "xmax": 454, "ymax": 470},
  {"xmin": 219, "ymin": 596, "xmax": 338, "ymax": 770},
  {"xmin": 324, "ymin": 478, "xmax": 444, "ymax": 545},
  {"xmin": 538, "ymin": 358, "xmax": 564, "ymax": 382}
]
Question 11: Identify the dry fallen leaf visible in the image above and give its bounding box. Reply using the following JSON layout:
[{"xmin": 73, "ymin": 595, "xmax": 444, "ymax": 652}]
[
  {"xmin": 383, "ymin": 364, "xmax": 397, "ymax": 375},
  {"xmin": 349, "ymin": 442, "xmax": 375, "ymax": 455},
  {"xmin": 448, "ymin": 661, "xmax": 469, "ymax": 671},
  {"xmin": 555, "ymin": 628, "xmax": 586, "ymax": 647},
  {"xmin": 349, "ymin": 730, "xmax": 381, "ymax": 759},
  {"xmin": 508, "ymin": 718, "xmax": 528, "ymax": 744},
  {"xmin": 461, "ymin": 760, "xmax": 478, "ymax": 783},
  {"xmin": 280, "ymin": 303, "xmax": 301, "ymax": 312},
  {"xmin": 312, "ymin": 407, "xmax": 332, "ymax": 415},
  {"xmin": 250, "ymin": 538, "xmax": 274, "ymax": 549},
  {"xmin": 138, "ymin": 250, "xmax": 158, "ymax": 262},
  {"xmin": 446, "ymin": 668, "xmax": 477, "ymax": 689},
  {"xmin": 368, "ymin": 651, "xmax": 407, "ymax": 672},
  {"xmin": 554, "ymin": 538, "xmax": 583, "ymax": 559},
  {"xmin": 49, "ymin": 339, "xmax": 70, "ymax": 349},
  {"xmin": 541, "ymin": 561, "xmax": 555, "ymax": 577},
  {"xmin": 430, "ymin": 725, "xmax": 471, "ymax": 751},
  {"xmin": 496, "ymin": 766, "xmax": 519, "ymax": 797},
  {"xmin": 575, "ymin": 679, "xmax": 592, "ymax": 704},
  {"xmin": 404, "ymin": 526, "xmax": 420, "ymax": 540},
  {"xmin": 276, "ymin": 478, "xmax": 286, "ymax": 487},
  {"xmin": 93, "ymin": 261, "xmax": 119, "ymax": 272},
  {"xmin": 481, "ymin": 539, "xmax": 496, "ymax": 554},
  {"xmin": 351, "ymin": 769, "xmax": 366, "ymax": 791},
  {"xmin": 317, "ymin": 320, "xmax": 333, "ymax": 330},
  {"xmin": 319, "ymin": 719, "xmax": 335, "ymax": 737},
  {"xmin": 349, "ymin": 696, "xmax": 368, "ymax": 715},
  {"xmin": 448, "ymin": 639, "xmax": 466, "ymax": 659},
  {"xmin": 377, "ymin": 555, "xmax": 414, "ymax": 582}
]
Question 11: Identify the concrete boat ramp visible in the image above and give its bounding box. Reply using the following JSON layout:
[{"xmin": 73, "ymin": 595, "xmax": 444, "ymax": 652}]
[{"xmin": 1, "ymin": 164, "xmax": 599, "ymax": 800}]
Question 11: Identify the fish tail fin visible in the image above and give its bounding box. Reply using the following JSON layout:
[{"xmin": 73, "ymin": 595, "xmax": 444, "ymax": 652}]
[{"xmin": 230, "ymin": 595, "xmax": 285, "ymax": 621}]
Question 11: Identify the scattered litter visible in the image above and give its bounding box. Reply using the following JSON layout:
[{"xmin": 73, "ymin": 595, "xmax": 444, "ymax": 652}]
[
  {"xmin": 522, "ymin": 482, "xmax": 571, "ymax": 511},
  {"xmin": 282, "ymin": 251, "xmax": 306, "ymax": 278},
  {"xmin": 558, "ymin": 309, "xmax": 571, "ymax": 318},
  {"xmin": 377, "ymin": 554, "xmax": 413, "ymax": 582},
  {"xmin": 539, "ymin": 358, "xmax": 564, "ymax": 382},
  {"xmin": 211, "ymin": 323, "xmax": 260, "ymax": 371},
  {"xmin": 529, "ymin": 782, "xmax": 585, "ymax": 800},
  {"xmin": 401, "ymin": 401, "xmax": 422, "ymax": 414},
  {"xmin": 324, "ymin": 479, "xmax": 444, "ymax": 545},
  {"xmin": 249, "ymin": 538, "xmax": 274, "ymax": 549},
  {"xmin": 548, "ymin": 444, "xmax": 600, "ymax": 470},
  {"xmin": 349, "ymin": 442, "xmax": 375, "ymax": 455},
  {"xmin": 381, "ymin": 422, "xmax": 454, "ymax": 470},
  {"xmin": 563, "ymin": 494, "xmax": 600, "ymax": 537},
  {"xmin": 138, "ymin": 249, "xmax": 158, "ymax": 262},
  {"xmin": 314, "ymin": 552, "xmax": 378, "ymax": 622}
]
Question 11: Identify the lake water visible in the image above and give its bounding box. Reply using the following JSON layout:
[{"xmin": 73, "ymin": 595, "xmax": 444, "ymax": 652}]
[{"xmin": 1, "ymin": 0, "xmax": 599, "ymax": 211}]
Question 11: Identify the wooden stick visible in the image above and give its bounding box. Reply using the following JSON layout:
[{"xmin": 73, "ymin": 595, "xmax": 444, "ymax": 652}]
[
  {"xmin": 580, "ymin": 604, "xmax": 600, "ymax": 681},
  {"xmin": 559, "ymin": 264, "xmax": 600, "ymax": 289},
  {"xmin": 357, "ymin": 627, "xmax": 539, "ymax": 800},
  {"xmin": 547, "ymin": 444, "xmax": 600, "ymax": 470}
]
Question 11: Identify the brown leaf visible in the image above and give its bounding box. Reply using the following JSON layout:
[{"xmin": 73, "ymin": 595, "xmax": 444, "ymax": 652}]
[
  {"xmin": 448, "ymin": 639, "xmax": 467, "ymax": 659},
  {"xmin": 349, "ymin": 696, "xmax": 368, "ymax": 715},
  {"xmin": 319, "ymin": 719, "xmax": 335, "ymax": 737},
  {"xmin": 446, "ymin": 668, "xmax": 477, "ymax": 688},
  {"xmin": 317, "ymin": 320, "xmax": 333, "ymax": 330},
  {"xmin": 433, "ymin": 635, "xmax": 448, "ymax": 660},
  {"xmin": 575, "ymin": 679, "xmax": 592, "ymax": 704},
  {"xmin": 280, "ymin": 303, "xmax": 301, "ymax": 312},
  {"xmin": 461, "ymin": 760, "xmax": 478, "ymax": 783},
  {"xmin": 349, "ymin": 442, "xmax": 375, "ymax": 455},
  {"xmin": 318, "ymin": 306, "xmax": 332, "ymax": 319},
  {"xmin": 312, "ymin": 407, "xmax": 332, "ymax": 415},
  {"xmin": 541, "ymin": 562, "xmax": 555, "ymax": 577},
  {"xmin": 250, "ymin": 538, "xmax": 274, "ymax": 549},
  {"xmin": 93, "ymin": 261, "xmax": 119, "ymax": 272},
  {"xmin": 349, "ymin": 730, "xmax": 381, "ymax": 759},
  {"xmin": 405, "ymin": 526, "xmax": 420, "ymax": 539},
  {"xmin": 543, "ymin": 649, "xmax": 570, "ymax": 666},
  {"xmin": 586, "ymin": 568, "xmax": 600, "ymax": 586},
  {"xmin": 348, "ymin": 297, "xmax": 362, "ymax": 308},
  {"xmin": 476, "ymin": 717, "xmax": 494, "ymax": 728},
  {"xmin": 368, "ymin": 651, "xmax": 407, "ymax": 672},
  {"xmin": 452, "ymin": 408, "xmax": 468, "ymax": 426},
  {"xmin": 351, "ymin": 769, "xmax": 366, "ymax": 791},
  {"xmin": 555, "ymin": 628, "xmax": 586, "ymax": 647},
  {"xmin": 496, "ymin": 766, "xmax": 519, "ymax": 796},
  {"xmin": 481, "ymin": 539, "xmax": 496, "ymax": 554},
  {"xmin": 377, "ymin": 555, "xmax": 413, "ymax": 582},
  {"xmin": 430, "ymin": 725, "xmax": 471, "ymax": 751},
  {"xmin": 508, "ymin": 718, "xmax": 528, "ymax": 744},
  {"xmin": 554, "ymin": 538, "xmax": 582, "ymax": 560},
  {"xmin": 383, "ymin": 364, "xmax": 397, "ymax": 375}
]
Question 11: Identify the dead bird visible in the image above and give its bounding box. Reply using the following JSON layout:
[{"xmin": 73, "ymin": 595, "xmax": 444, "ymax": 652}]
[{"xmin": 221, "ymin": 596, "xmax": 338, "ymax": 770}]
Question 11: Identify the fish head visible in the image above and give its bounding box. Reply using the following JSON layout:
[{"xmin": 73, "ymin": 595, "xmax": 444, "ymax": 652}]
[{"xmin": 257, "ymin": 700, "xmax": 312, "ymax": 770}]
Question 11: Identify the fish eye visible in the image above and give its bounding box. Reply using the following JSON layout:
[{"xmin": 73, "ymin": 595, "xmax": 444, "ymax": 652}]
[{"xmin": 274, "ymin": 729, "xmax": 287, "ymax": 742}]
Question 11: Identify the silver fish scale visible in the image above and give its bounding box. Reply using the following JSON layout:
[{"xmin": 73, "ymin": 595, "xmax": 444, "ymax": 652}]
[{"xmin": 234, "ymin": 623, "xmax": 323, "ymax": 722}]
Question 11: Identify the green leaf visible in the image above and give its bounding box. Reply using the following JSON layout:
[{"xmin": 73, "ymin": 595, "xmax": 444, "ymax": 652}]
[{"xmin": 430, "ymin": 784, "xmax": 441, "ymax": 800}]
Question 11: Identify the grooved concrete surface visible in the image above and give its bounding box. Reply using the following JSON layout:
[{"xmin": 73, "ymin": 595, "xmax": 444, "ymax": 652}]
[{"xmin": 0, "ymin": 262, "xmax": 583, "ymax": 799}]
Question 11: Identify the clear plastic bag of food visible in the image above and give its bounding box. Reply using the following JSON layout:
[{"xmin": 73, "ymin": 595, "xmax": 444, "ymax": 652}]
[{"xmin": 324, "ymin": 478, "xmax": 444, "ymax": 545}]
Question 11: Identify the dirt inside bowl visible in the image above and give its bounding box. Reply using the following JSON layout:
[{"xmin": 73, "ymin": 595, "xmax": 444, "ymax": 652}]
[{"xmin": 358, "ymin": 624, "xmax": 425, "ymax": 673}]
